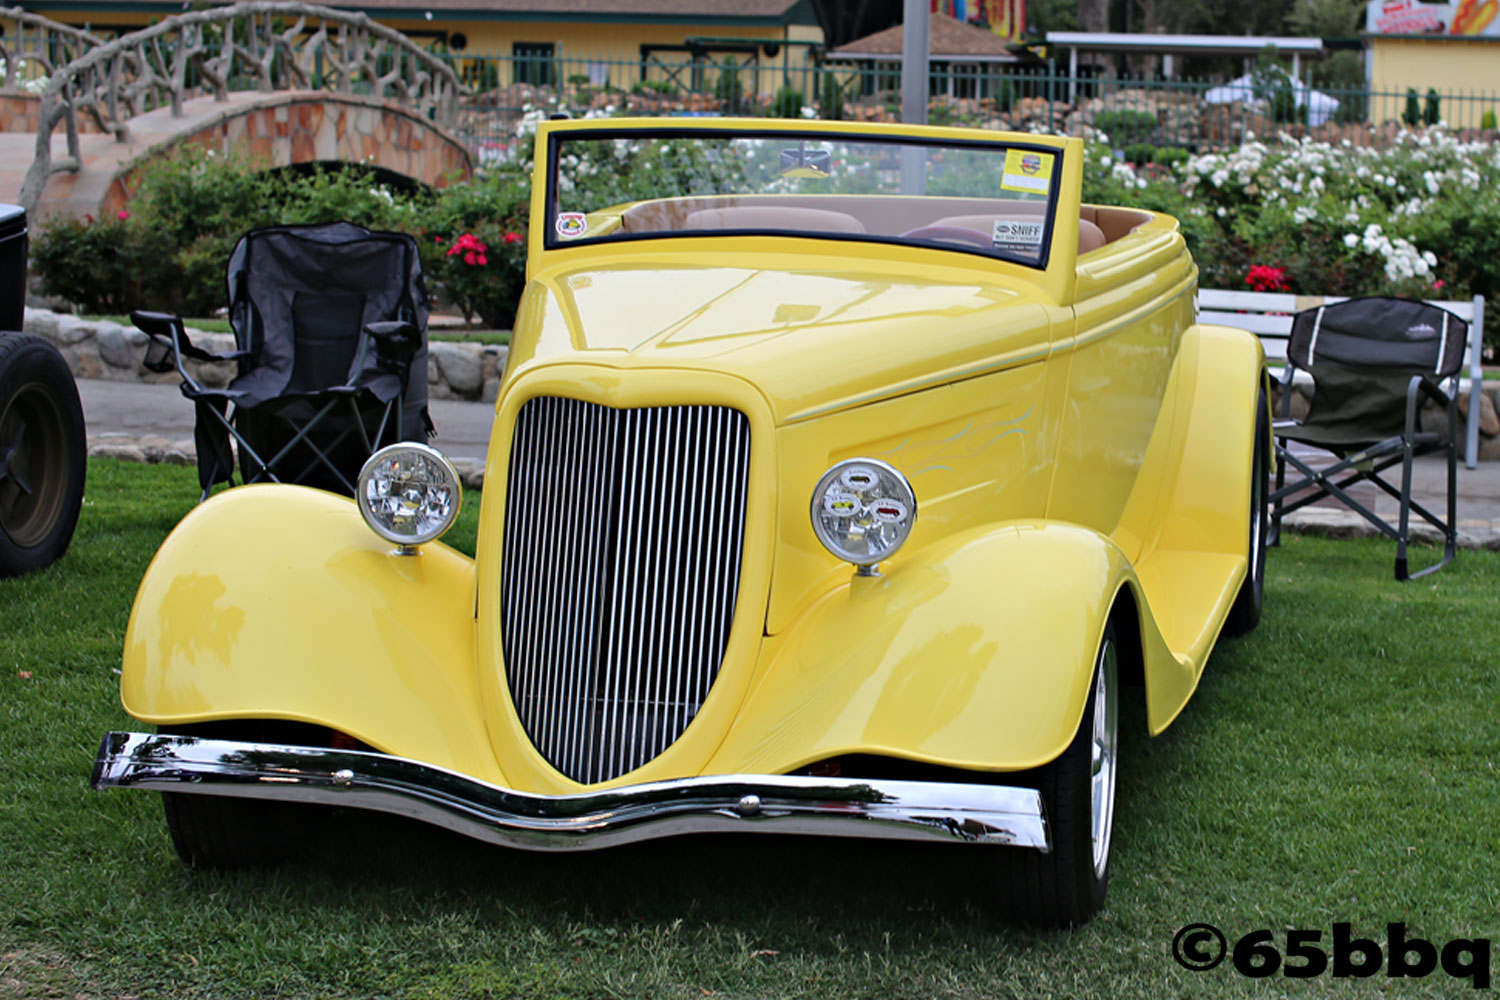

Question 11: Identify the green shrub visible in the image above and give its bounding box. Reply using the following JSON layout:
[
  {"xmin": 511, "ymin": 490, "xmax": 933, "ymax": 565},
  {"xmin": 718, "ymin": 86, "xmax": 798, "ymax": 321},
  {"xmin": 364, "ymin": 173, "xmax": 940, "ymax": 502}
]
[
  {"xmin": 31, "ymin": 213, "xmax": 179, "ymax": 315},
  {"xmin": 714, "ymin": 57, "xmax": 745, "ymax": 114},
  {"xmin": 418, "ymin": 173, "xmax": 530, "ymax": 329},
  {"xmin": 769, "ymin": 86, "xmax": 804, "ymax": 119},
  {"xmin": 819, "ymin": 72, "xmax": 845, "ymax": 120},
  {"xmin": 1424, "ymin": 88, "xmax": 1441, "ymax": 126},
  {"xmin": 630, "ymin": 79, "xmax": 676, "ymax": 96},
  {"xmin": 1093, "ymin": 110, "xmax": 1156, "ymax": 146},
  {"xmin": 1483, "ymin": 108, "xmax": 1498, "ymax": 130},
  {"xmin": 1403, "ymin": 88, "xmax": 1421, "ymax": 126}
]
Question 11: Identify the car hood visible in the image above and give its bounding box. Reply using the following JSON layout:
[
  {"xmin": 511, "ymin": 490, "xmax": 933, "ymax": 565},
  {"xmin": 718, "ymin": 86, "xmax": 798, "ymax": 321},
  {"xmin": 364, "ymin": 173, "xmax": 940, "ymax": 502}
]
[{"xmin": 515, "ymin": 255, "xmax": 1056, "ymax": 423}]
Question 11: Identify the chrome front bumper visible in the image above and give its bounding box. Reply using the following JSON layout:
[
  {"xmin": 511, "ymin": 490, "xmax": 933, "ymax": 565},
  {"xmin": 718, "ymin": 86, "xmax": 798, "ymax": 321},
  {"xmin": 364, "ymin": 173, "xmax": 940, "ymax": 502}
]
[{"xmin": 93, "ymin": 732, "xmax": 1050, "ymax": 852}]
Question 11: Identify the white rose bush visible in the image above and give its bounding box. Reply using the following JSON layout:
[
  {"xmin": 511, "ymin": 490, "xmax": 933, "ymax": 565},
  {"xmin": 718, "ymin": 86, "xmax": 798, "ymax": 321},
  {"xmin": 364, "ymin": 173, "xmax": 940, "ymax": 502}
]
[{"xmin": 1083, "ymin": 125, "xmax": 1500, "ymax": 353}]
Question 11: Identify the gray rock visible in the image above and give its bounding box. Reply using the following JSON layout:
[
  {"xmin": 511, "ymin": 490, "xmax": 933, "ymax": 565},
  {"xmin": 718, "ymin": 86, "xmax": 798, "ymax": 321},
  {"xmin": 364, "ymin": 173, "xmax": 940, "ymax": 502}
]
[
  {"xmin": 95, "ymin": 322, "xmax": 138, "ymax": 369},
  {"xmin": 89, "ymin": 442, "xmax": 146, "ymax": 463},
  {"xmin": 431, "ymin": 342, "xmax": 483, "ymax": 397},
  {"xmin": 55, "ymin": 314, "xmax": 94, "ymax": 346},
  {"xmin": 23, "ymin": 308, "xmax": 59, "ymax": 339}
]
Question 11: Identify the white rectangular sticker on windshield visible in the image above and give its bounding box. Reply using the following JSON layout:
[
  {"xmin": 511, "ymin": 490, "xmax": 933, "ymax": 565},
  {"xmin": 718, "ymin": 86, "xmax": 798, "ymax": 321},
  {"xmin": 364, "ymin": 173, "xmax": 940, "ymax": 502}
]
[
  {"xmin": 1000, "ymin": 150, "xmax": 1053, "ymax": 195},
  {"xmin": 992, "ymin": 219, "xmax": 1045, "ymax": 254}
]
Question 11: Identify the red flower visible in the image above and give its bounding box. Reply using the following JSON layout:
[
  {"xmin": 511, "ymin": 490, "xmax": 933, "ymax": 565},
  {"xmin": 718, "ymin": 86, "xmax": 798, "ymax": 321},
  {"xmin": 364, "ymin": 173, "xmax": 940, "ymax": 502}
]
[
  {"xmin": 503, "ymin": 232, "xmax": 523, "ymax": 245},
  {"xmin": 476, "ymin": 254, "xmax": 488, "ymax": 266},
  {"xmin": 1434, "ymin": 279, "xmax": 1447, "ymax": 290},
  {"xmin": 1245, "ymin": 264, "xmax": 1290, "ymax": 293},
  {"xmin": 117, "ymin": 209, "xmax": 129, "ymax": 221},
  {"xmin": 463, "ymin": 251, "xmax": 477, "ymax": 265}
]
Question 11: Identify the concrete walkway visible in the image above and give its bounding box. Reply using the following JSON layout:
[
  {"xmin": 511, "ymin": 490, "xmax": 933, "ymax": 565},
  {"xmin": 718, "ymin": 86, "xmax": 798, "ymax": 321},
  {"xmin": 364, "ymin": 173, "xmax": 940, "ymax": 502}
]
[{"xmin": 76, "ymin": 375, "xmax": 1500, "ymax": 548}]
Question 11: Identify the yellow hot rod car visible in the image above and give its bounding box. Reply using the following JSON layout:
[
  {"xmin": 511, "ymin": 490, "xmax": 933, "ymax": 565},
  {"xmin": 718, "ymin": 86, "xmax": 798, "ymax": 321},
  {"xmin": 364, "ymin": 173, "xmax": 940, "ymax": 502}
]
[{"xmin": 93, "ymin": 118, "xmax": 1268, "ymax": 927}]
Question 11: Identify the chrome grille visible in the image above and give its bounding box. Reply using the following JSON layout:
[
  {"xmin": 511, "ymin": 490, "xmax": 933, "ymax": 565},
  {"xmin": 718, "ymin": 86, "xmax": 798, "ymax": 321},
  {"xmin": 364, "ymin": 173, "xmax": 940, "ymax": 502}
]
[{"xmin": 500, "ymin": 397, "xmax": 751, "ymax": 784}]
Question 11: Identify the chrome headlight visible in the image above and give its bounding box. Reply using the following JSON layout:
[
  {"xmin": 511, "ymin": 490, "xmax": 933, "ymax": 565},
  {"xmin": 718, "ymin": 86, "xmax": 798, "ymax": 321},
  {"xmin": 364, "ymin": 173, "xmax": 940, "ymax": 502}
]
[
  {"xmin": 810, "ymin": 458, "xmax": 917, "ymax": 573},
  {"xmin": 356, "ymin": 443, "xmax": 462, "ymax": 548}
]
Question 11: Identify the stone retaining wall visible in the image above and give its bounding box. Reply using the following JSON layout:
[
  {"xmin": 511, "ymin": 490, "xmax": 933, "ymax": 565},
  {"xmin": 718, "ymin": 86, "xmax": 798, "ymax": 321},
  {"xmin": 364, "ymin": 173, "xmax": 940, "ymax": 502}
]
[{"xmin": 21, "ymin": 307, "xmax": 509, "ymax": 402}]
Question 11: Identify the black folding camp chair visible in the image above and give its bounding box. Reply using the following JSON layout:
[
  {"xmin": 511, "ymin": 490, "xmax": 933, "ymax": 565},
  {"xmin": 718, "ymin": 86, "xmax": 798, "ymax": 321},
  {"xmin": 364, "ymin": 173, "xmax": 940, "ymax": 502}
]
[
  {"xmin": 132, "ymin": 222, "xmax": 432, "ymax": 500},
  {"xmin": 1268, "ymin": 296, "xmax": 1466, "ymax": 581}
]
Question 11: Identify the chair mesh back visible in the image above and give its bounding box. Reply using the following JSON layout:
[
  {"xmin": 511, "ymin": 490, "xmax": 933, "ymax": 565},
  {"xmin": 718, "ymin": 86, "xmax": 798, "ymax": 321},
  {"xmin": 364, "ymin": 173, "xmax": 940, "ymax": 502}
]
[
  {"xmin": 1287, "ymin": 297, "xmax": 1467, "ymax": 377},
  {"xmin": 225, "ymin": 222, "xmax": 427, "ymax": 408},
  {"xmin": 288, "ymin": 290, "xmax": 366, "ymax": 395},
  {"xmin": 1286, "ymin": 297, "xmax": 1468, "ymax": 446}
]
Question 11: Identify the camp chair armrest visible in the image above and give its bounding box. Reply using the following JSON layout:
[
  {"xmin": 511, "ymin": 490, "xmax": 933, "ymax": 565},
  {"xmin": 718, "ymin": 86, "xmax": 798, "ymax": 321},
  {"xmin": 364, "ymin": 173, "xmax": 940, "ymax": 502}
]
[
  {"xmin": 365, "ymin": 320, "xmax": 419, "ymax": 344},
  {"xmin": 1405, "ymin": 374, "xmax": 1456, "ymax": 440},
  {"xmin": 130, "ymin": 309, "xmax": 252, "ymax": 388}
]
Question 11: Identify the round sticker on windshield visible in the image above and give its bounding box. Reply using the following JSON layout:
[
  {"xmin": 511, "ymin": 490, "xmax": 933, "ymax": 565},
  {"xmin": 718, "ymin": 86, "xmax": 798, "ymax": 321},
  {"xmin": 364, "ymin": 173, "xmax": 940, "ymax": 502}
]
[{"xmin": 556, "ymin": 213, "xmax": 588, "ymax": 239}]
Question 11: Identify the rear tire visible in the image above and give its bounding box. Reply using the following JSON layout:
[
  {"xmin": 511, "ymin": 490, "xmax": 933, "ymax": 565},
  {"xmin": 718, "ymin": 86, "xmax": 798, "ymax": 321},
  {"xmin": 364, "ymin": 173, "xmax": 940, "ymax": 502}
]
[
  {"xmin": 990, "ymin": 624, "xmax": 1119, "ymax": 927},
  {"xmin": 0, "ymin": 332, "xmax": 86, "ymax": 578},
  {"xmin": 1223, "ymin": 386, "xmax": 1269, "ymax": 637}
]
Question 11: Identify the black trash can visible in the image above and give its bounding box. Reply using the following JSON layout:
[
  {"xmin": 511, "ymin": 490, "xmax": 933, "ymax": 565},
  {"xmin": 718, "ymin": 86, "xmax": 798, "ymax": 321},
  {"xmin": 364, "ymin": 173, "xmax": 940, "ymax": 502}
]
[{"xmin": 0, "ymin": 204, "xmax": 27, "ymax": 333}]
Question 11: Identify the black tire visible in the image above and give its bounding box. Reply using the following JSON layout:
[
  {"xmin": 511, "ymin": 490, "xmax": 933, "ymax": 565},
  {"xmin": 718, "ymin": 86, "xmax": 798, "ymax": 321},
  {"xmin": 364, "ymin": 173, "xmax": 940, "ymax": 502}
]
[
  {"xmin": 0, "ymin": 332, "xmax": 86, "ymax": 578},
  {"xmin": 1222, "ymin": 385, "xmax": 1269, "ymax": 637},
  {"xmin": 990, "ymin": 624, "xmax": 1119, "ymax": 927},
  {"xmin": 161, "ymin": 790, "xmax": 309, "ymax": 870},
  {"xmin": 158, "ymin": 722, "xmax": 328, "ymax": 869}
]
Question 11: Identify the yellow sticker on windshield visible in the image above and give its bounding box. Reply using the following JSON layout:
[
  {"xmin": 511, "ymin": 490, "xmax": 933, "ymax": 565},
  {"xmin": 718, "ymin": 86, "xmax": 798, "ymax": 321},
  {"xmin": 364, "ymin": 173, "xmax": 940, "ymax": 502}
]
[{"xmin": 1001, "ymin": 150, "xmax": 1054, "ymax": 195}]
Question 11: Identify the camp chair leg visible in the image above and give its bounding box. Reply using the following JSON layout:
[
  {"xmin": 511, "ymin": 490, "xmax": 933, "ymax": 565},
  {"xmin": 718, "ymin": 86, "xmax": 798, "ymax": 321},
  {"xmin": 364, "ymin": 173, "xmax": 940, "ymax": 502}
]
[
  {"xmin": 253, "ymin": 399, "xmax": 354, "ymax": 490},
  {"xmin": 200, "ymin": 400, "xmax": 280, "ymax": 488},
  {"xmin": 1270, "ymin": 438, "xmax": 1289, "ymax": 546},
  {"xmin": 1269, "ymin": 448, "xmax": 1405, "ymax": 544},
  {"xmin": 1401, "ymin": 426, "xmax": 1459, "ymax": 582}
]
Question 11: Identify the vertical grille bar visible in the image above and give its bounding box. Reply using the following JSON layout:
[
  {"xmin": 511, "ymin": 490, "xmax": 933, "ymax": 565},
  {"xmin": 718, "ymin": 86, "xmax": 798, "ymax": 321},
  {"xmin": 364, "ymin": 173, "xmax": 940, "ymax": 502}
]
[{"xmin": 501, "ymin": 397, "xmax": 750, "ymax": 784}]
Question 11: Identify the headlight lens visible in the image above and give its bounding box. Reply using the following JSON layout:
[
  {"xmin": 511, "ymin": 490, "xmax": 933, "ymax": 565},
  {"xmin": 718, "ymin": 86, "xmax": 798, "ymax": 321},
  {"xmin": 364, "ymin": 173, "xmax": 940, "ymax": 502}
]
[
  {"xmin": 810, "ymin": 458, "xmax": 916, "ymax": 569},
  {"xmin": 356, "ymin": 443, "xmax": 462, "ymax": 547}
]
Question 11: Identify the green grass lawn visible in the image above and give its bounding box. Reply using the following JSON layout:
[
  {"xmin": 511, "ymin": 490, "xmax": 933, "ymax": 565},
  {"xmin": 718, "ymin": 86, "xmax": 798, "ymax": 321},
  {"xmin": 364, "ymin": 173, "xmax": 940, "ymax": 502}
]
[{"xmin": 2, "ymin": 459, "xmax": 1496, "ymax": 999}]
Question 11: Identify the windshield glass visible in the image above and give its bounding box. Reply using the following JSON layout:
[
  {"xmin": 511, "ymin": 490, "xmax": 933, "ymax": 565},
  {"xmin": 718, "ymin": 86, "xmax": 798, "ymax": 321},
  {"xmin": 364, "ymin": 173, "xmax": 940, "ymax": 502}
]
[{"xmin": 545, "ymin": 129, "xmax": 1061, "ymax": 268}]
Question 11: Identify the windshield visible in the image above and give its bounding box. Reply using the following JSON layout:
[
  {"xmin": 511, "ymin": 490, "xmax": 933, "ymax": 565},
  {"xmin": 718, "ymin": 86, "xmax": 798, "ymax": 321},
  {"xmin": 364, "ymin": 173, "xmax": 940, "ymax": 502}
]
[{"xmin": 544, "ymin": 129, "xmax": 1061, "ymax": 268}]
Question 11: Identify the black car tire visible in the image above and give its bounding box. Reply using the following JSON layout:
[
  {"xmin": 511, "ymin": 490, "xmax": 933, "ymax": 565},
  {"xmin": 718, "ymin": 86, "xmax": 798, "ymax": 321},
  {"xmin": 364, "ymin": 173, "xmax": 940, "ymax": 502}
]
[
  {"xmin": 990, "ymin": 623, "xmax": 1119, "ymax": 927},
  {"xmin": 0, "ymin": 332, "xmax": 86, "ymax": 578},
  {"xmin": 1222, "ymin": 385, "xmax": 1269, "ymax": 637},
  {"xmin": 159, "ymin": 723, "xmax": 328, "ymax": 869}
]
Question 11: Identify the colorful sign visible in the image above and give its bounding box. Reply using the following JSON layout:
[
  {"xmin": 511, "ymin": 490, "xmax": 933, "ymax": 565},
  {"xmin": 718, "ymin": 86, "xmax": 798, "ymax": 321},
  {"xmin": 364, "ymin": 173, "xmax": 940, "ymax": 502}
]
[
  {"xmin": 1000, "ymin": 149, "xmax": 1053, "ymax": 195},
  {"xmin": 1367, "ymin": 0, "xmax": 1500, "ymax": 35},
  {"xmin": 932, "ymin": 0, "xmax": 1027, "ymax": 41}
]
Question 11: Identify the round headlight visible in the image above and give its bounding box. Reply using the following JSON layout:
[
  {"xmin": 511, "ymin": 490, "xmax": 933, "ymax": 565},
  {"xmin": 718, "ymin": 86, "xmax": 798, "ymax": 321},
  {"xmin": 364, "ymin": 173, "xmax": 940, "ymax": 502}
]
[
  {"xmin": 810, "ymin": 458, "xmax": 916, "ymax": 571},
  {"xmin": 356, "ymin": 443, "xmax": 462, "ymax": 548}
]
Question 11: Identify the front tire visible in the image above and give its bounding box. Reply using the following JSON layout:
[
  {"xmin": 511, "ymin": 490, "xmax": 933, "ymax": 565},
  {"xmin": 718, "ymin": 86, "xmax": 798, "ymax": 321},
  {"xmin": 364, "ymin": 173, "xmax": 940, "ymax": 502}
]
[
  {"xmin": 0, "ymin": 332, "xmax": 86, "ymax": 578},
  {"xmin": 158, "ymin": 722, "xmax": 329, "ymax": 869},
  {"xmin": 991, "ymin": 624, "xmax": 1119, "ymax": 927}
]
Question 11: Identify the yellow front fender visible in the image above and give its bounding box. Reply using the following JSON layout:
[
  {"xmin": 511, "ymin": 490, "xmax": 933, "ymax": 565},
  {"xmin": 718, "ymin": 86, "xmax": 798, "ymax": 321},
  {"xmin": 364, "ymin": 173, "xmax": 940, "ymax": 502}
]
[
  {"xmin": 706, "ymin": 521, "xmax": 1177, "ymax": 776},
  {"xmin": 119, "ymin": 486, "xmax": 502, "ymax": 784}
]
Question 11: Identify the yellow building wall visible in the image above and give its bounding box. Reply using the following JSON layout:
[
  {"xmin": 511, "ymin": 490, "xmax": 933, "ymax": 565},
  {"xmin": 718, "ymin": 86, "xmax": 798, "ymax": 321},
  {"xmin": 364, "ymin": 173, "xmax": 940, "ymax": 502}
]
[
  {"xmin": 384, "ymin": 18, "xmax": 821, "ymax": 99},
  {"xmin": 1369, "ymin": 36, "xmax": 1500, "ymax": 128}
]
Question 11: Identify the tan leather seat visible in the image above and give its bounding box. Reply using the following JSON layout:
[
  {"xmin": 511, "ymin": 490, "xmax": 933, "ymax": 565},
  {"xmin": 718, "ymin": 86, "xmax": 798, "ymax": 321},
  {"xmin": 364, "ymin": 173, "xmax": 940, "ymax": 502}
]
[{"xmin": 682, "ymin": 206, "xmax": 866, "ymax": 234}]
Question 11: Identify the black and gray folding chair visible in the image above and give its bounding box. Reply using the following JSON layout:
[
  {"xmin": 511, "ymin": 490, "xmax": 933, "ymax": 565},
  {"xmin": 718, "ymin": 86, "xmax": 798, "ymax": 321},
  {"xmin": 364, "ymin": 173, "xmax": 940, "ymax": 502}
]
[
  {"xmin": 1268, "ymin": 296, "xmax": 1466, "ymax": 581},
  {"xmin": 132, "ymin": 222, "xmax": 432, "ymax": 500}
]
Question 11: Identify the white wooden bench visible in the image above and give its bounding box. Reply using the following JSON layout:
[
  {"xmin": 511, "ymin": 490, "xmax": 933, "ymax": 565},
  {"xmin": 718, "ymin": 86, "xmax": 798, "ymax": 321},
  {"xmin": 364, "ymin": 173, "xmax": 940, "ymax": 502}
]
[{"xmin": 1198, "ymin": 290, "xmax": 1487, "ymax": 468}]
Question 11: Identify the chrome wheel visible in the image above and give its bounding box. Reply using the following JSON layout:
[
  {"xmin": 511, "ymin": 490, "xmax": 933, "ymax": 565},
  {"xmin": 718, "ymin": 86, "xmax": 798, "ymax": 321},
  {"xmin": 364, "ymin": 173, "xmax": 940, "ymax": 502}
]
[{"xmin": 1089, "ymin": 638, "xmax": 1119, "ymax": 879}]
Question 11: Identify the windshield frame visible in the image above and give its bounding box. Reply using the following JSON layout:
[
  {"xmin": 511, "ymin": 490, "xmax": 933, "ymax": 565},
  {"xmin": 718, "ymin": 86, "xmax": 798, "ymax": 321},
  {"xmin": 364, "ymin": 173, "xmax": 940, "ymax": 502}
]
[{"xmin": 540, "ymin": 125, "xmax": 1065, "ymax": 270}]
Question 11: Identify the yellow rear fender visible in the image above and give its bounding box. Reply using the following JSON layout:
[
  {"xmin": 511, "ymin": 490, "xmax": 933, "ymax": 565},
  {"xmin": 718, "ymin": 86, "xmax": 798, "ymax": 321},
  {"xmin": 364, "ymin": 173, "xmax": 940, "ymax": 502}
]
[
  {"xmin": 705, "ymin": 521, "xmax": 1177, "ymax": 777},
  {"xmin": 119, "ymin": 486, "xmax": 502, "ymax": 784}
]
